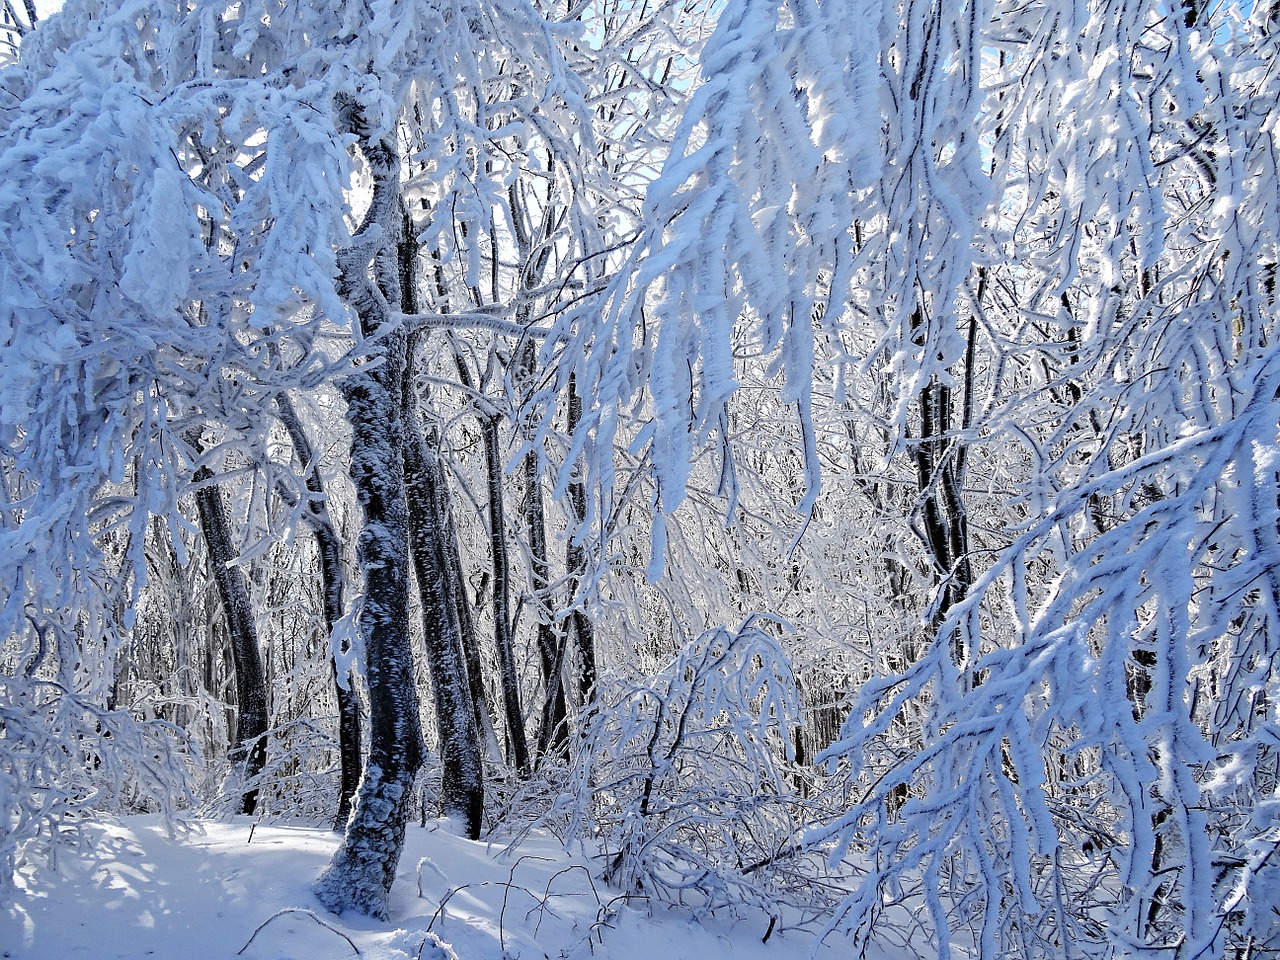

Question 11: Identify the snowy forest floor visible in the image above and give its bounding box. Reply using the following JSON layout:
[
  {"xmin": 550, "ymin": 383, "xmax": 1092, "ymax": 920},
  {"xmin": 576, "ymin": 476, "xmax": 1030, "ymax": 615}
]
[{"xmin": 1, "ymin": 817, "xmax": 894, "ymax": 960}]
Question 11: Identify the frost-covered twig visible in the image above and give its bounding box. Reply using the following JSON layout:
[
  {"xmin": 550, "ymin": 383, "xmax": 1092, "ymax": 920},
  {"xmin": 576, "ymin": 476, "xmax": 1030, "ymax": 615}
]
[{"xmin": 237, "ymin": 908, "xmax": 359, "ymax": 955}]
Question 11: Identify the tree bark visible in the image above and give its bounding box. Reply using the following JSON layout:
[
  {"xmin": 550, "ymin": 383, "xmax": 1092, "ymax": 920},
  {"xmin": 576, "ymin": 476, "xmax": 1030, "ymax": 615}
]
[
  {"xmin": 525, "ymin": 444, "xmax": 569, "ymax": 764},
  {"xmin": 315, "ymin": 122, "xmax": 424, "ymax": 919},
  {"xmin": 400, "ymin": 221, "xmax": 484, "ymax": 834},
  {"xmin": 274, "ymin": 392, "xmax": 363, "ymax": 831},
  {"xmin": 565, "ymin": 375, "xmax": 597, "ymax": 708},
  {"xmin": 192, "ymin": 467, "xmax": 269, "ymax": 816},
  {"xmin": 450, "ymin": 342, "xmax": 531, "ymax": 776},
  {"xmin": 403, "ymin": 357, "xmax": 485, "ymax": 836},
  {"xmin": 482, "ymin": 412, "xmax": 532, "ymax": 776},
  {"xmin": 516, "ymin": 345, "xmax": 569, "ymax": 765},
  {"xmin": 435, "ymin": 433, "xmax": 502, "ymax": 760},
  {"xmin": 907, "ymin": 306, "xmax": 975, "ymax": 680}
]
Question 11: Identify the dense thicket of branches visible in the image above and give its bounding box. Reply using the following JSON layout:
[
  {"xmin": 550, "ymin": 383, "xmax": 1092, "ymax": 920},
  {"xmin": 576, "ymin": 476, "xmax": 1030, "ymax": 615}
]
[{"xmin": 1, "ymin": 0, "xmax": 1277, "ymax": 956}]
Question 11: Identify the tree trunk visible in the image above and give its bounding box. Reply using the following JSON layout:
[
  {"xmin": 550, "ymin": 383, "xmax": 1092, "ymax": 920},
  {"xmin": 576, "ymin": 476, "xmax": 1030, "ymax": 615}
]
[
  {"xmin": 315, "ymin": 122, "xmax": 424, "ymax": 919},
  {"xmin": 449, "ymin": 342, "xmax": 530, "ymax": 774},
  {"xmin": 565, "ymin": 375, "xmax": 597, "ymax": 708},
  {"xmin": 400, "ymin": 215, "xmax": 484, "ymax": 834},
  {"xmin": 434, "ymin": 338, "xmax": 504, "ymax": 761},
  {"xmin": 403, "ymin": 354, "xmax": 485, "ymax": 837},
  {"xmin": 274, "ymin": 393, "xmax": 363, "ymax": 831},
  {"xmin": 907, "ymin": 306, "xmax": 976, "ymax": 680},
  {"xmin": 525, "ymin": 443, "xmax": 569, "ymax": 764},
  {"xmin": 435, "ymin": 434, "xmax": 502, "ymax": 761},
  {"xmin": 482, "ymin": 412, "xmax": 531, "ymax": 776},
  {"xmin": 192, "ymin": 467, "xmax": 269, "ymax": 816},
  {"xmin": 514, "ymin": 342, "xmax": 568, "ymax": 765}
]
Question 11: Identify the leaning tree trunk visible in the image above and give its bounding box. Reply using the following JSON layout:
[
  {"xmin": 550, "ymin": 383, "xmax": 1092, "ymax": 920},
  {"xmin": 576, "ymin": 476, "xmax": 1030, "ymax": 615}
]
[
  {"xmin": 314, "ymin": 121, "xmax": 424, "ymax": 919},
  {"xmin": 192, "ymin": 466, "xmax": 269, "ymax": 815}
]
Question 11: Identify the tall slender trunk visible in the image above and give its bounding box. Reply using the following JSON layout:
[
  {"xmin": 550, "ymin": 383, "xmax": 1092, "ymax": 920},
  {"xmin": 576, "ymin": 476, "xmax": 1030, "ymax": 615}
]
[
  {"xmin": 400, "ymin": 216, "xmax": 484, "ymax": 834},
  {"xmin": 435, "ymin": 438, "xmax": 502, "ymax": 760},
  {"xmin": 192, "ymin": 467, "xmax": 268, "ymax": 815},
  {"xmin": 274, "ymin": 393, "xmax": 362, "ymax": 831},
  {"xmin": 505, "ymin": 179, "xmax": 569, "ymax": 762},
  {"xmin": 516, "ymin": 344, "xmax": 568, "ymax": 765},
  {"xmin": 403, "ymin": 361, "xmax": 485, "ymax": 836},
  {"xmin": 315, "ymin": 120, "xmax": 424, "ymax": 919},
  {"xmin": 907, "ymin": 305, "xmax": 976, "ymax": 680},
  {"xmin": 423, "ymin": 271, "xmax": 502, "ymax": 761},
  {"xmin": 526, "ymin": 444, "xmax": 569, "ymax": 764},
  {"xmin": 565, "ymin": 374, "xmax": 597, "ymax": 707},
  {"xmin": 450, "ymin": 342, "xmax": 531, "ymax": 775},
  {"xmin": 482, "ymin": 412, "xmax": 531, "ymax": 776}
]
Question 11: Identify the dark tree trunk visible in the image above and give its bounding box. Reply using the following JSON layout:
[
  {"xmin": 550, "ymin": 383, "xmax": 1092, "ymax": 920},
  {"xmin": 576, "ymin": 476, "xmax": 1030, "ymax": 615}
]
[
  {"xmin": 525, "ymin": 444, "xmax": 569, "ymax": 764},
  {"xmin": 315, "ymin": 122, "xmax": 424, "ymax": 919},
  {"xmin": 434, "ymin": 427, "xmax": 502, "ymax": 760},
  {"xmin": 504, "ymin": 185, "xmax": 569, "ymax": 763},
  {"xmin": 565, "ymin": 375, "xmax": 597, "ymax": 707},
  {"xmin": 402, "ymin": 352, "xmax": 485, "ymax": 836},
  {"xmin": 515, "ymin": 345, "xmax": 568, "ymax": 765},
  {"xmin": 449, "ymin": 342, "xmax": 530, "ymax": 774},
  {"xmin": 192, "ymin": 467, "xmax": 268, "ymax": 815},
  {"xmin": 911, "ymin": 376, "xmax": 974, "ymax": 613},
  {"xmin": 482, "ymin": 412, "xmax": 531, "ymax": 776},
  {"xmin": 421, "ymin": 256, "xmax": 504, "ymax": 760},
  {"xmin": 399, "ymin": 218, "xmax": 484, "ymax": 834},
  {"xmin": 907, "ymin": 306, "xmax": 976, "ymax": 680},
  {"xmin": 274, "ymin": 393, "xmax": 363, "ymax": 831}
]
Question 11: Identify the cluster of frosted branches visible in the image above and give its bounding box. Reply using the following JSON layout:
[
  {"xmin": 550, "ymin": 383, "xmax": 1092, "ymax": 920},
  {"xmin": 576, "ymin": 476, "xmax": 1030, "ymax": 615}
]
[
  {"xmin": 0, "ymin": 0, "xmax": 594, "ymax": 885},
  {"xmin": 1, "ymin": 0, "xmax": 1278, "ymax": 953},
  {"xmin": 811, "ymin": 2, "xmax": 1280, "ymax": 956},
  {"xmin": 562, "ymin": 619, "xmax": 807, "ymax": 914},
  {"xmin": 598, "ymin": 0, "xmax": 1280, "ymax": 956}
]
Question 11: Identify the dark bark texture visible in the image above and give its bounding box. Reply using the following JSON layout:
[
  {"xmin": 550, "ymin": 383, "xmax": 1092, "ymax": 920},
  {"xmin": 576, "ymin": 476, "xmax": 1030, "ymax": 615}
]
[
  {"xmin": 400, "ymin": 230, "xmax": 484, "ymax": 836},
  {"xmin": 565, "ymin": 378, "xmax": 597, "ymax": 708},
  {"xmin": 274, "ymin": 393, "xmax": 363, "ymax": 831},
  {"xmin": 315, "ymin": 125, "xmax": 425, "ymax": 919},
  {"xmin": 193, "ymin": 468, "xmax": 268, "ymax": 816},
  {"xmin": 482, "ymin": 413, "xmax": 531, "ymax": 776},
  {"xmin": 403, "ymin": 383, "xmax": 485, "ymax": 837}
]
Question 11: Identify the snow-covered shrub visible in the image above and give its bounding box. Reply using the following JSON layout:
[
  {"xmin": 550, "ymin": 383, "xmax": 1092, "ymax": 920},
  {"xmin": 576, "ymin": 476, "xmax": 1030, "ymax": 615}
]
[
  {"xmin": 202, "ymin": 717, "xmax": 343, "ymax": 824},
  {"xmin": 564, "ymin": 618, "xmax": 806, "ymax": 914},
  {"xmin": 0, "ymin": 666, "xmax": 193, "ymax": 898}
]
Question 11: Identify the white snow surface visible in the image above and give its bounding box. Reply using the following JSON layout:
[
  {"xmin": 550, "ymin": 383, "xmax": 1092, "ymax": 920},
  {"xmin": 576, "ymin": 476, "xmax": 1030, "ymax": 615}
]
[{"xmin": 1, "ymin": 817, "xmax": 877, "ymax": 960}]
